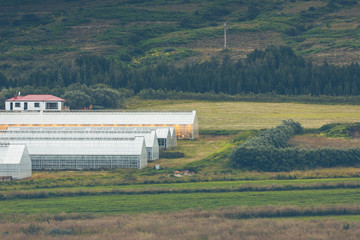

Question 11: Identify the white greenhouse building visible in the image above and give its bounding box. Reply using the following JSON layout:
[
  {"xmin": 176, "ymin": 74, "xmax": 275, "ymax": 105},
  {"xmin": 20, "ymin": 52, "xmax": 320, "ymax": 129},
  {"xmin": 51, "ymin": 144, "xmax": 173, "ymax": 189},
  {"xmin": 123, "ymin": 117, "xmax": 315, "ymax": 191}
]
[
  {"xmin": 135, "ymin": 127, "xmax": 177, "ymax": 148},
  {"xmin": 0, "ymin": 143, "xmax": 32, "ymax": 179},
  {"xmin": 0, "ymin": 137, "xmax": 147, "ymax": 170},
  {"xmin": 4, "ymin": 127, "xmax": 159, "ymax": 161},
  {"xmin": 0, "ymin": 110, "xmax": 199, "ymax": 139}
]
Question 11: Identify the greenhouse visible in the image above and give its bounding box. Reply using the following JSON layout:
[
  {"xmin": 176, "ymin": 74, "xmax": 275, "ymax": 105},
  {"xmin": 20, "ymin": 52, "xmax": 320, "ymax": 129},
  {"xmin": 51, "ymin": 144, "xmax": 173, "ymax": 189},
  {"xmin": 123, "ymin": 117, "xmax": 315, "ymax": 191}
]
[
  {"xmin": 135, "ymin": 127, "xmax": 177, "ymax": 148},
  {"xmin": 4, "ymin": 128, "xmax": 159, "ymax": 161},
  {"xmin": 0, "ymin": 110, "xmax": 199, "ymax": 139},
  {"xmin": 0, "ymin": 137, "xmax": 147, "ymax": 170},
  {"xmin": 6, "ymin": 125, "xmax": 175, "ymax": 150},
  {"xmin": 0, "ymin": 143, "xmax": 32, "ymax": 179},
  {"xmin": 152, "ymin": 128, "xmax": 171, "ymax": 149}
]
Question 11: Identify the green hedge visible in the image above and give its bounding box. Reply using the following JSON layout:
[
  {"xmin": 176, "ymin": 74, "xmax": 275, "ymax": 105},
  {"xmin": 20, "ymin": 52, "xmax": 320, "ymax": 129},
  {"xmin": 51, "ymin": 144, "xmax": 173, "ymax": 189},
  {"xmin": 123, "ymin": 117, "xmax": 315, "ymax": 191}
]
[{"xmin": 230, "ymin": 120, "xmax": 360, "ymax": 171}]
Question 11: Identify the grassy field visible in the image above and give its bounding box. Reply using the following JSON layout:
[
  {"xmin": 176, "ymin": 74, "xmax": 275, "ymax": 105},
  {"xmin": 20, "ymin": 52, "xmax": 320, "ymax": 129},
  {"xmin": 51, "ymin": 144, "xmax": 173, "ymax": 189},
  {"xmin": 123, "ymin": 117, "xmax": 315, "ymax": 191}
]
[
  {"xmin": 1, "ymin": 99, "xmax": 360, "ymax": 239},
  {"xmin": 289, "ymin": 134, "xmax": 360, "ymax": 149},
  {"xmin": 2, "ymin": 207, "xmax": 360, "ymax": 240},
  {"xmin": 1, "ymin": 188, "xmax": 360, "ymax": 215},
  {"xmin": 128, "ymin": 99, "xmax": 360, "ymax": 130}
]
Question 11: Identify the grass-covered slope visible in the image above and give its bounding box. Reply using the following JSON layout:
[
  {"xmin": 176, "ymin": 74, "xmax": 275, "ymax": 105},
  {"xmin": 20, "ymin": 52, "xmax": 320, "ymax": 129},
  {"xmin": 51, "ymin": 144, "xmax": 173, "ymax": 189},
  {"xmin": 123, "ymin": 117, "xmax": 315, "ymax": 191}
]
[{"xmin": 1, "ymin": 0, "xmax": 360, "ymax": 80}]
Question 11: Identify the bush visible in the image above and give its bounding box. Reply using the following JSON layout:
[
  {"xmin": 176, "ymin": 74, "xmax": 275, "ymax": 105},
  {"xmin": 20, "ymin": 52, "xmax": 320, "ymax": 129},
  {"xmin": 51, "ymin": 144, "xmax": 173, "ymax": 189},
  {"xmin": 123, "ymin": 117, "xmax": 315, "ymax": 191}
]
[
  {"xmin": 90, "ymin": 85, "xmax": 125, "ymax": 108},
  {"xmin": 49, "ymin": 227, "xmax": 73, "ymax": 236},
  {"xmin": 160, "ymin": 151, "xmax": 185, "ymax": 158},
  {"xmin": 230, "ymin": 121, "xmax": 360, "ymax": 171},
  {"xmin": 61, "ymin": 90, "xmax": 92, "ymax": 109},
  {"xmin": 21, "ymin": 224, "xmax": 41, "ymax": 235}
]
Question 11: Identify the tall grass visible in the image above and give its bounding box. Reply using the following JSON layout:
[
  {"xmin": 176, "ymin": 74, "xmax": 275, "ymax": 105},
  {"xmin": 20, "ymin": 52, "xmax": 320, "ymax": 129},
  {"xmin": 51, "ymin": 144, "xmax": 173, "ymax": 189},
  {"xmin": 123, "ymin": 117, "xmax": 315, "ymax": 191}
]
[{"xmin": 1, "ymin": 205, "xmax": 360, "ymax": 240}]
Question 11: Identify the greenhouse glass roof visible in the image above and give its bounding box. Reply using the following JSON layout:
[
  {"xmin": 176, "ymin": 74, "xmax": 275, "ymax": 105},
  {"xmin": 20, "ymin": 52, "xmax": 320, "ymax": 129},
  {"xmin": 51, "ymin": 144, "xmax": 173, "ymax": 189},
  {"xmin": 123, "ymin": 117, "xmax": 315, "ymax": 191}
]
[
  {"xmin": 0, "ymin": 144, "xmax": 27, "ymax": 164},
  {"xmin": 3, "ymin": 137, "xmax": 145, "ymax": 155},
  {"xmin": 2, "ymin": 130, "xmax": 157, "ymax": 148}
]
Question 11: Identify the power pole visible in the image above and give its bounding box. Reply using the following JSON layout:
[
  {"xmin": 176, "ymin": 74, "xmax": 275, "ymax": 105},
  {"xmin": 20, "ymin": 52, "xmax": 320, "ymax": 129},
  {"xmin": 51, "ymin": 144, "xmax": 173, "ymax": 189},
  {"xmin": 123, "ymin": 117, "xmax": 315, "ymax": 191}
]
[{"xmin": 224, "ymin": 22, "xmax": 227, "ymax": 50}]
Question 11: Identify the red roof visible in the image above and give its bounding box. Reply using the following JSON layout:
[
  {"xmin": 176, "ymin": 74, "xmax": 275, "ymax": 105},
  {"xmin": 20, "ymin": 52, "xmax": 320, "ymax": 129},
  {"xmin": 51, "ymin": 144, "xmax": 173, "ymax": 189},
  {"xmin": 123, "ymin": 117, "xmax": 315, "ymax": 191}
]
[{"xmin": 6, "ymin": 95, "xmax": 66, "ymax": 102}]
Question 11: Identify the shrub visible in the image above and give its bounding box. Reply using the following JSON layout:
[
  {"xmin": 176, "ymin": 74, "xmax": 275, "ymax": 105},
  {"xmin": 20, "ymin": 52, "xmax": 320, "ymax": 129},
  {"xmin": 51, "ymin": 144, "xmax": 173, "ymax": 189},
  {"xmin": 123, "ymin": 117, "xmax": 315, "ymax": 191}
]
[
  {"xmin": 21, "ymin": 224, "xmax": 41, "ymax": 235},
  {"xmin": 61, "ymin": 90, "xmax": 92, "ymax": 109},
  {"xmin": 230, "ymin": 121, "xmax": 360, "ymax": 171},
  {"xmin": 160, "ymin": 151, "xmax": 185, "ymax": 159},
  {"xmin": 49, "ymin": 227, "xmax": 73, "ymax": 236}
]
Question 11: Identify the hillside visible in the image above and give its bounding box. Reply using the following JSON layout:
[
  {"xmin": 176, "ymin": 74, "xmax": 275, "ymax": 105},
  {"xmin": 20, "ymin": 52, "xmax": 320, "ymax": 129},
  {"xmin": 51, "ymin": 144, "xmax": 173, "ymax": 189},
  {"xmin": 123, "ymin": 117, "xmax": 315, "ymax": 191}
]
[{"xmin": 1, "ymin": 0, "xmax": 360, "ymax": 82}]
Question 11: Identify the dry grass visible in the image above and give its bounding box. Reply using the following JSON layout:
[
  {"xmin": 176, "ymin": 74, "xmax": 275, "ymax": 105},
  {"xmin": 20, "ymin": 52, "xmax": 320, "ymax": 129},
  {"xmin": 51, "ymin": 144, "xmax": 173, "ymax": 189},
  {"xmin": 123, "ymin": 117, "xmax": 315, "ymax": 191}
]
[
  {"xmin": 1, "ymin": 206, "xmax": 360, "ymax": 240},
  {"xmin": 289, "ymin": 134, "xmax": 360, "ymax": 149},
  {"xmin": 129, "ymin": 99, "xmax": 360, "ymax": 130},
  {"xmin": 148, "ymin": 135, "xmax": 233, "ymax": 168}
]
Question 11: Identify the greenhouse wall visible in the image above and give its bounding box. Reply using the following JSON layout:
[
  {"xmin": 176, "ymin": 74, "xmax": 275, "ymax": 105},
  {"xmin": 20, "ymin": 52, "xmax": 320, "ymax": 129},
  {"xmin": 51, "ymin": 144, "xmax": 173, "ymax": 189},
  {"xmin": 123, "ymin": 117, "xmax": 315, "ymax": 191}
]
[
  {"xmin": 0, "ymin": 144, "xmax": 32, "ymax": 179},
  {"xmin": 0, "ymin": 110, "xmax": 199, "ymax": 139},
  {"xmin": 31, "ymin": 154, "xmax": 146, "ymax": 170},
  {"xmin": 0, "ymin": 137, "xmax": 148, "ymax": 170},
  {"xmin": 2, "ymin": 128, "xmax": 159, "ymax": 161}
]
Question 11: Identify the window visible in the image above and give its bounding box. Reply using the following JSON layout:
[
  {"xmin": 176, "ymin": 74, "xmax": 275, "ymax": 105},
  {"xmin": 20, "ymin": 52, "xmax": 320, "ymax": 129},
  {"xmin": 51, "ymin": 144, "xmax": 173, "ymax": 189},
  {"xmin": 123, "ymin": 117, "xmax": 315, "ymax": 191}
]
[
  {"xmin": 46, "ymin": 102, "xmax": 58, "ymax": 109},
  {"xmin": 34, "ymin": 102, "xmax": 40, "ymax": 108},
  {"xmin": 15, "ymin": 103, "xmax": 20, "ymax": 107}
]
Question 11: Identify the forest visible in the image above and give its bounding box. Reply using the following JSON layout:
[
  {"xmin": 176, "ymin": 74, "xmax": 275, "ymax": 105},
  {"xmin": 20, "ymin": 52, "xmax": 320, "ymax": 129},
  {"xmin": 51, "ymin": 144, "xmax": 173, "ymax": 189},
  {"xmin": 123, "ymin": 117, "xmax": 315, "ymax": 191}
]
[{"xmin": 1, "ymin": 46, "xmax": 360, "ymax": 109}]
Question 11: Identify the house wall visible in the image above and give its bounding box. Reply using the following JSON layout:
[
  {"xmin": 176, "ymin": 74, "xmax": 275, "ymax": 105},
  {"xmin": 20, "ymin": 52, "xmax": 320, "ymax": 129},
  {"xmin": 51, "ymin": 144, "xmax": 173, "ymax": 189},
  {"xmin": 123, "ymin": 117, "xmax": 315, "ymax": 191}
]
[{"xmin": 5, "ymin": 101, "xmax": 63, "ymax": 111}]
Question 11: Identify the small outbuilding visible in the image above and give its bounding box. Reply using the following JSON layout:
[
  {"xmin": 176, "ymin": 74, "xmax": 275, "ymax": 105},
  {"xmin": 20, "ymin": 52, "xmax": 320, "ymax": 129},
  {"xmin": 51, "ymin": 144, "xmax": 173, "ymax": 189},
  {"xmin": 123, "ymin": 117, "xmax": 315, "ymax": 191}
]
[
  {"xmin": 5, "ymin": 94, "xmax": 66, "ymax": 111},
  {"xmin": 0, "ymin": 143, "xmax": 32, "ymax": 180}
]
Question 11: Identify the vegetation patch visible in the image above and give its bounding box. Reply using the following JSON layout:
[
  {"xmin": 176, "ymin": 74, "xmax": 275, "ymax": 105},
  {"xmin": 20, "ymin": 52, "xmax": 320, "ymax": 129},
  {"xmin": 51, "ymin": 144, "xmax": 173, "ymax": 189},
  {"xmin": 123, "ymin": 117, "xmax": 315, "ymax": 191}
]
[
  {"xmin": 230, "ymin": 120, "xmax": 360, "ymax": 171},
  {"xmin": 319, "ymin": 122, "xmax": 360, "ymax": 138},
  {"xmin": 160, "ymin": 151, "xmax": 185, "ymax": 159}
]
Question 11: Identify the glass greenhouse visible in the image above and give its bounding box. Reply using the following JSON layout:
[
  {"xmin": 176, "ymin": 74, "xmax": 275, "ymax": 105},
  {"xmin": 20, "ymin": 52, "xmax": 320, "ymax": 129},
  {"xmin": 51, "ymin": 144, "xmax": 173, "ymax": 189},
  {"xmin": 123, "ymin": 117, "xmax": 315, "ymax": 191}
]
[
  {"xmin": 3, "ymin": 128, "xmax": 159, "ymax": 162},
  {"xmin": 0, "ymin": 110, "xmax": 199, "ymax": 139},
  {"xmin": 0, "ymin": 137, "xmax": 147, "ymax": 170},
  {"xmin": 129, "ymin": 127, "xmax": 177, "ymax": 148},
  {"xmin": 0, "ymin": 143, "xmax": 32, "ymax": 179}
]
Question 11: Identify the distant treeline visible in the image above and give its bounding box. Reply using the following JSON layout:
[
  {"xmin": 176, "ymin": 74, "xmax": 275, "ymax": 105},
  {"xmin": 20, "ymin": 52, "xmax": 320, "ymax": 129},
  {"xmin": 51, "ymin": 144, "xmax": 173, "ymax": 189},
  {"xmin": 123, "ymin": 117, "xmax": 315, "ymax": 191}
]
[
  {"xmin": 230, "ymin": 120, "xmax": 360, "ymax": 172},
  {"xmin": 1, "ymin": 46, "xmax": 360, "ymax": 97}
]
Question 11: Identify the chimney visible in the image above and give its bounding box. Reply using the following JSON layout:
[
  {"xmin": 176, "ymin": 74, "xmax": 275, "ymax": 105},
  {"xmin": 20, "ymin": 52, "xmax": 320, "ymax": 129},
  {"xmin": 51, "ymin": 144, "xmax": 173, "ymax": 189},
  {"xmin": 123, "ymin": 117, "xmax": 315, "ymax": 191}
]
[{"xmin": 14, "ymin": 94, "xmax": 17, "ymax": 99}]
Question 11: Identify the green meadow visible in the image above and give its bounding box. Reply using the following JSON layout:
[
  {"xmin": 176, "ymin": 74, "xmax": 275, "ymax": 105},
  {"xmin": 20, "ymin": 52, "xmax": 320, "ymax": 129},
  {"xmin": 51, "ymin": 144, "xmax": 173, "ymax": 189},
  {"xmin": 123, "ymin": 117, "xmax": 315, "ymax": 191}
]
[
  {"xmin": 1, "ymin": 188, "xmax": 360, "ymax": 215},
  {"xmin": 129, "ymin": 100, "xmax": 360, "ymax": 130}
]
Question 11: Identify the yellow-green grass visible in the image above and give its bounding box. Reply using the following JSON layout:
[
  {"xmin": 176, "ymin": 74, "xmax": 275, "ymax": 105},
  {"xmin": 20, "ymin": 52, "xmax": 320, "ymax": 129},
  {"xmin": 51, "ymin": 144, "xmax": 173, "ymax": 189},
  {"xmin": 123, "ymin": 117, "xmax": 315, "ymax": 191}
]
[
  {"xmin": 148, "ymin": 136, "xmax": 232, "ymax": 168},
  {"xmin": 127, "ymin": 99, "xmax": 360, "ymax": 130}
]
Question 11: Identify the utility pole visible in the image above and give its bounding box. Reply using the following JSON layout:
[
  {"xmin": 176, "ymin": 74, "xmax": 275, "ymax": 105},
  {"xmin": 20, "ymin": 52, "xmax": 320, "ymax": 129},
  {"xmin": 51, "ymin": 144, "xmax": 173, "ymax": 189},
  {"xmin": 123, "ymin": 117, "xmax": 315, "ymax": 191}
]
[{"xmin": 224, "ymin": 22, "xmax": 227, "ymax": 50}]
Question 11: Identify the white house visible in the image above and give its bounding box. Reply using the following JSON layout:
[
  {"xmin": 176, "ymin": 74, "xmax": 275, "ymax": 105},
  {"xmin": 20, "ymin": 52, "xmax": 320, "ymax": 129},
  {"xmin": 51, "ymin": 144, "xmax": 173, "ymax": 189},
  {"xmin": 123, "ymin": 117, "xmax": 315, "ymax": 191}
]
[
  {"xmin": 5, "ymin": 94, "xmax": 66, "ymax": 111},
  {"xmin": 0, "ymin": 143, "xmax": 32, "ymax": 180}
]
